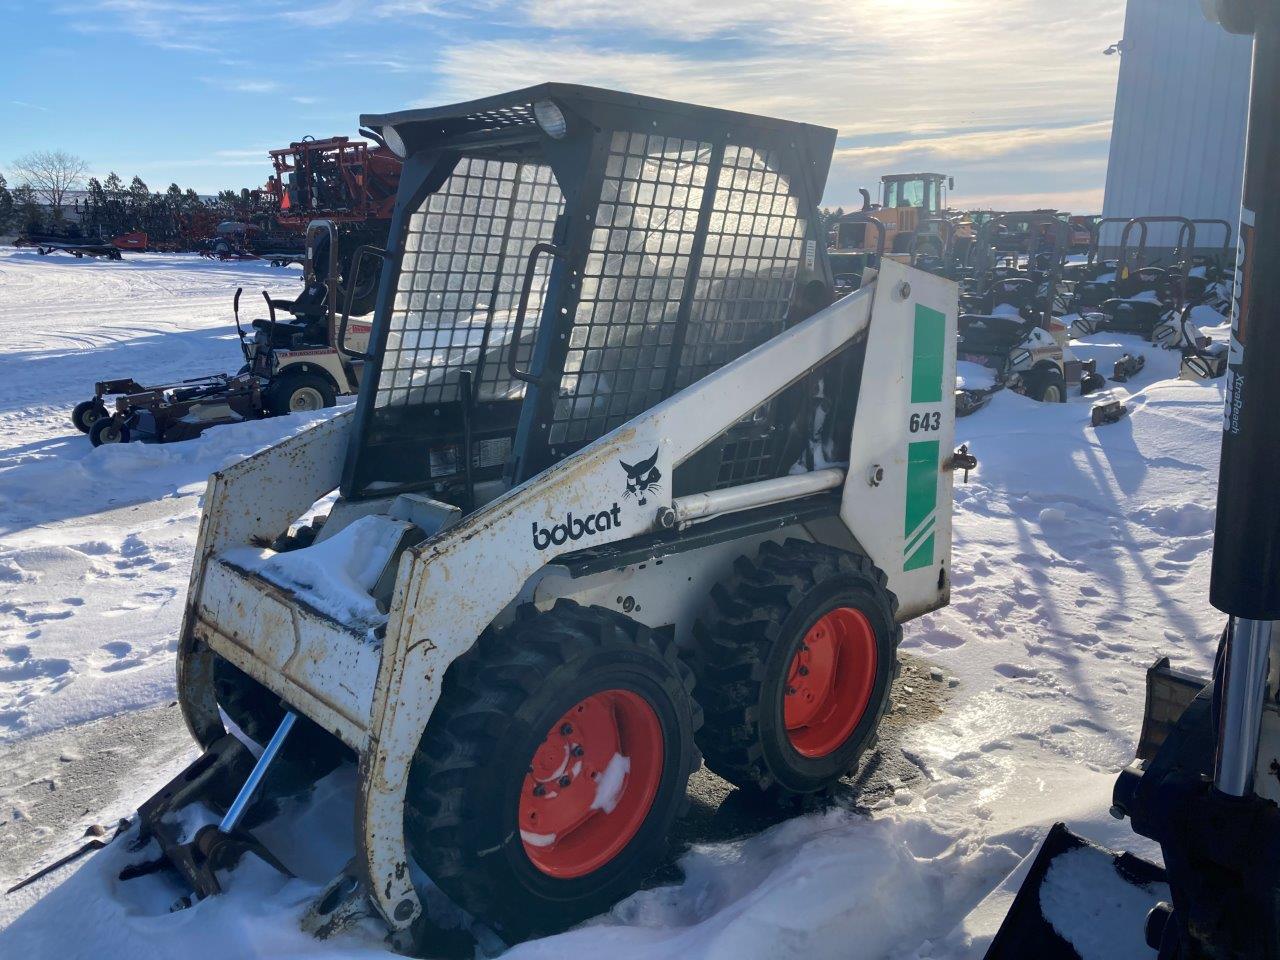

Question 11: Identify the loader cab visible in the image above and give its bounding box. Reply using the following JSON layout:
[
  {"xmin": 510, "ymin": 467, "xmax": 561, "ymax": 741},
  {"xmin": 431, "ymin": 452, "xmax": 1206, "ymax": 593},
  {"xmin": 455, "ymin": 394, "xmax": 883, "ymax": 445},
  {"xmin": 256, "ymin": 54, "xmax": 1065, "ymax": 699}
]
[
  {"xmin": 880, "ymin": 173, "xmax": 948, "ymax": 214},
  {"xmin": 339, "ymin": 84, "xmax": 837, "ymax": 507},
  {"xmin": 832, "ymin": 173, "xmax": 950, "ymax": 257}
]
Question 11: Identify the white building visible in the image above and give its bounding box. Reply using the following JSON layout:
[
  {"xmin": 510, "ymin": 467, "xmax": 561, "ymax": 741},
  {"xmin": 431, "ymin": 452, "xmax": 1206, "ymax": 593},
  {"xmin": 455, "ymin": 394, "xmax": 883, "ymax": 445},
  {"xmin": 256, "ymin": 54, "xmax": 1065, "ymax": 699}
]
[{"xmin": 1101, "ymin": 0, "xmax": 1253, "ymax": 253}]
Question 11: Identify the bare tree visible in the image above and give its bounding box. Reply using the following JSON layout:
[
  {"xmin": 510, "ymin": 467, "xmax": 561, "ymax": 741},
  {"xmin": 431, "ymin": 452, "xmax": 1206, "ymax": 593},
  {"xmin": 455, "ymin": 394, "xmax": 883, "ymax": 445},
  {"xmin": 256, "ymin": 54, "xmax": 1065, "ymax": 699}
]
[{"xmin": 10, "ymin": 150, "xmax": 89, "ymax": 217}]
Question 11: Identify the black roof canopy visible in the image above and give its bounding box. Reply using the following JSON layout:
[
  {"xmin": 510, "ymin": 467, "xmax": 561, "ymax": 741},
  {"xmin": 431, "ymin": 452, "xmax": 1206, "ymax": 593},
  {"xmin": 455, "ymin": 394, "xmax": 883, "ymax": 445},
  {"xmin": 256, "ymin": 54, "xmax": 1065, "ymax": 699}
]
[{"xmin": 361, "ymin": 83, "xmax": 837, "ymax": 200}]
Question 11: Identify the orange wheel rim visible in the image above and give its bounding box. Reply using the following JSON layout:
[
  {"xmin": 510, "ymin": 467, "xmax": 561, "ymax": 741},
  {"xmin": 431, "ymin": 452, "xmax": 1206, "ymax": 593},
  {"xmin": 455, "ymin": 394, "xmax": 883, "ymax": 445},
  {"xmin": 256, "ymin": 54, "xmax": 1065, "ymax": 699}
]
[
  {"xmin": 784, "ymin": 607, "xmax": 878, "ymax": 758},
  {"xmin": 519, "ymin": 689, "xmax": 663, "ymax": 879}
]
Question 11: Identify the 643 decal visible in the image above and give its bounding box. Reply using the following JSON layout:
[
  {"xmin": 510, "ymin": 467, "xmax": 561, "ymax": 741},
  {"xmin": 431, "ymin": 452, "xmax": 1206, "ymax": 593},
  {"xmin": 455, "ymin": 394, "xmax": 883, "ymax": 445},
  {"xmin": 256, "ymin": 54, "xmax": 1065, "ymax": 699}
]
[{"xmin": 909, "ymin": 411, "xmax": 942, "ymax": 433}]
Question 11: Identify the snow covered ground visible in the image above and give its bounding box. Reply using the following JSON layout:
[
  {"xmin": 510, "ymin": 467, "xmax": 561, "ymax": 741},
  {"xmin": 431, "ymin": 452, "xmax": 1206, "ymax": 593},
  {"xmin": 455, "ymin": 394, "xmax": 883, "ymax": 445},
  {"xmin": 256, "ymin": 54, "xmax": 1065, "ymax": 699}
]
[{"xmin": 0, "ymin": 249, "xmax": 1232, "ymax": 958}]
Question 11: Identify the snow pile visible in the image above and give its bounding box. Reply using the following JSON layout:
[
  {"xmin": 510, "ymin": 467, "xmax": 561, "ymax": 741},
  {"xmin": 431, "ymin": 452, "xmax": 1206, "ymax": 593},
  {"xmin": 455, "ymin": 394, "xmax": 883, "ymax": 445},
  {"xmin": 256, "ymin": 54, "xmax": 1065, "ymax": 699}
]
[
  {"xmin": 955, "ymin": 361, "xmax": 997, "ymax": 391},
  {"xmin": 224, "ymin": 515, "xmax": 411, "ymax": 631}
]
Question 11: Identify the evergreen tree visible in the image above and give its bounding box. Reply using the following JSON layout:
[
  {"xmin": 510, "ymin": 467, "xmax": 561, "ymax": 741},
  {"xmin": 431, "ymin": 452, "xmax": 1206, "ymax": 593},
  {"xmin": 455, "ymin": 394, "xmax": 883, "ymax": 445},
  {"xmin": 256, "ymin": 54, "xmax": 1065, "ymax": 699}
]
[
  {"xmin": 0, "ymin": 174, "xmax": 14, "ymax": 233},
  {"xmin": 13, "ymin": 184, "xmax": 41, "ymax": 233},
  {"xmin": 83, "ymin": 177, "xmax": 107, "ymax": 237},
  {"xmin": 102, "ymin": 173, "xmax": 126, "ymax": 235},
  {"xmin": 127, "ymin": 176, "xmax": 149, "ymax": 228}
]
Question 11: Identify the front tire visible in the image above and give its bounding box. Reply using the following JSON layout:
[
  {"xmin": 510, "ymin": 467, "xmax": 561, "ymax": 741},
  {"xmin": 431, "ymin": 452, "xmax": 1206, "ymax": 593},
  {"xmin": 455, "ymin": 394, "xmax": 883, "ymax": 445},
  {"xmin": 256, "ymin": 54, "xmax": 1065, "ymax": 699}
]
[
  {"xmin": 89, "ymin": 417, "xmax": 131, "ymax": 446},
  {"xmin": 72, "ymin": 400, "xmax": 105, "ymax": 434},
  {"xmin": 1024, "ymin": 365, "xmax": 1067, "ymax": 403},
  {"xmin": 265, "ymin": 370, "xmax": 336, "ymax": 416},
  {"xmin": 405, "ymin": 600, "xmax": 701, "ymax": 942},
  {"xmin": 687, "ymin": 539, "xmax": 899, "ymax": 802}
]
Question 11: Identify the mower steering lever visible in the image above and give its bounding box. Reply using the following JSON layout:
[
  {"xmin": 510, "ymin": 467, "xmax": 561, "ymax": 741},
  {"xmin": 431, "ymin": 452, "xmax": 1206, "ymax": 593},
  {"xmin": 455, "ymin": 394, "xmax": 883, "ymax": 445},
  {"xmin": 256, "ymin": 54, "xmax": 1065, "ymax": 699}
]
[
  {"xmin": 946, "ymin": 444, "xmax": 979, "ymax": 482},
  {"xmin": 232, "ymin": 287, "xmax": 255, "ymax": 365}
]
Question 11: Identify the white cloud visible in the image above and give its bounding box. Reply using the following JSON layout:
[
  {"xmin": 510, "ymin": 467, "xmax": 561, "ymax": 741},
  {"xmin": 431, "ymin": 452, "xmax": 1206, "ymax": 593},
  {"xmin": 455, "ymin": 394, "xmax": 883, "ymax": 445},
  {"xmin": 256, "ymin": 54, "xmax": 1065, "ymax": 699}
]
[
  {"xmin": 833, "ymin": 121, "xmax": 1113, "ymax": 168},
  {"xmin": 417, "ymin": 1, "xmax": 1124, "ymax": 209},
  {"xmin": 953, "ymin": 186, "xmax": 1106, "ymax": 212},
  {"xmin": 55, "ymin": 0, "xmax": 1126, "ymax": 209}
]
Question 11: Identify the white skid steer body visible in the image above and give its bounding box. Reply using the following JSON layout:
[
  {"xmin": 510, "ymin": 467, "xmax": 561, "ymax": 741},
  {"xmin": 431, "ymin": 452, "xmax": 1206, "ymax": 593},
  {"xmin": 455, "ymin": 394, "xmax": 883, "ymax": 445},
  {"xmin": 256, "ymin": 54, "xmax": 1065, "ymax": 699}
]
[{"xmin": 161, "ymin": 256, "xmax": 958, "ymax": 936}]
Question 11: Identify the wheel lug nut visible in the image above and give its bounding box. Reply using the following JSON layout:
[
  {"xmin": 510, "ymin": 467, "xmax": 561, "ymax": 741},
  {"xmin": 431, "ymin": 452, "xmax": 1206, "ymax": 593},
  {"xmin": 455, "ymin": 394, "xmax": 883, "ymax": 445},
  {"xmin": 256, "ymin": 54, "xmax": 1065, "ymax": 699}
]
[
  {"xmin": 798, "ymin": 666, "xmax": 810, "ymax": 676},
  {"xmin": 533, "ymin": 784, "xmax": 546, "ymax": 797},
  {"xmin": 571, "ymin": 745, "xmax": 585, "ymax": 757},
  {"xmin": 560, "ymin": 724, "xmax": 573, "ymax": 736},
  {"xmin": 558, "ymin": 775, "xmax": 571, "ymax": 787}
]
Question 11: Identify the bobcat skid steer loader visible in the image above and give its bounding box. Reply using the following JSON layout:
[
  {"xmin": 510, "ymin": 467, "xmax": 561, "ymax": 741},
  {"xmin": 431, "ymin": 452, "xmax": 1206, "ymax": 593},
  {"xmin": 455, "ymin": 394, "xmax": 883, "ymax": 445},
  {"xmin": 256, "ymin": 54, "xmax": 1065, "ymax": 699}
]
[{"xmin": 127, "ymin": 85, "xmax": 966, "ymax": 950}]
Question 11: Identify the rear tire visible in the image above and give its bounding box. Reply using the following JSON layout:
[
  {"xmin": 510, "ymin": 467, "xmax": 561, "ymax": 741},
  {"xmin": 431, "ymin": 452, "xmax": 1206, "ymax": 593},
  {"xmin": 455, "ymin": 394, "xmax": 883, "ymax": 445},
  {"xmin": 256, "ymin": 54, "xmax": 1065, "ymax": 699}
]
[
  {"xmin": 265, "ymin": 370, "xmax": 336, "ymax": 416},
  {"xmin": 687, "ymin": 539, "xmax": 899, "ymax": 803},
  {"xmin": 89, "ymin": 418, "xmax": 131, "ymax": 447},
  {"xmin": 1024, "ymin": 366, "xmax": 1067, "ymax": 403},
  {"xmin": 405, "ymin": 600, "xmax": 701, "ymax": 941},
  {"xmin": 72, "ymin": 400, "xmax": 104, "ymax": 434}
]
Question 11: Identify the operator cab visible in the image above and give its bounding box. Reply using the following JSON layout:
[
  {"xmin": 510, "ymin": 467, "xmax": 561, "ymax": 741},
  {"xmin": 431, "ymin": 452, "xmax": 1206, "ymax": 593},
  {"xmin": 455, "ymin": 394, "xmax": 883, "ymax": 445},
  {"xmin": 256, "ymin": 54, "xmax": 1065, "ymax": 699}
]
[
  {"xmin": 880, "ymin": 173, "xmax": 950, "ymax": 214},
  {"xmin": 339, "ymin": 84, "xmax": 841, "ymax": 511}
]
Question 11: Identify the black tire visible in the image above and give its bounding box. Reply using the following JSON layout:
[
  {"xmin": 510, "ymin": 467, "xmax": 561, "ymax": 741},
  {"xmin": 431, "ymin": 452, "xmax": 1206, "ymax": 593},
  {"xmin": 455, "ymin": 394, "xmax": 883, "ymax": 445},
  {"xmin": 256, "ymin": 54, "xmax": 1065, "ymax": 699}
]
[
  {"xmin": 686, "ymin": 539, "xmax": 899, "ymax": 803},
  {"xmin": 71, "ymin": 400, "xmax": 104, "ymax": 434},
  {"xmin": 265, "ymin": 370, "xmax": 336, "ymax": 417},
  {"xmin": 405, "ymin": 600, "xmax": 702, "ymax": 942},
  {"xmin": 337, "ymin": 237, "xmax": 380, "ymax": 317},
  {"xmin": 89, "ymin": 417, "xmax": 131, "ymax": 447},
  {"xmin": 1023, "ymin": 365, "xmax": 1067, "ymax": 403},
  {"xmin": 338, "ymin": 262, "xmax": 379, "ymax": 317}
]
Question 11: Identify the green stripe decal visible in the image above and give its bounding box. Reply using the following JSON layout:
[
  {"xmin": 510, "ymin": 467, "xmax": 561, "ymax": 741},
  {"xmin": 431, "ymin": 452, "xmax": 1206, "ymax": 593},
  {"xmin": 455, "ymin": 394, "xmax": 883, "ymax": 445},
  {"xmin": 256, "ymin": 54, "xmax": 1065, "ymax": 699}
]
[
  {"xmin": 905, "ymin": 534, "xmax": 936, "ymax": 573},
  {"xmin": 904, "ymin": 440, "xmax": 940, "ymax": 572},
  {"xmin": 910, "ymin": 305, "xmax": 946, "ymax": 404},
  {"xmin": 904, "ymin": 514, "xmax": 936, "ymax": 558}
]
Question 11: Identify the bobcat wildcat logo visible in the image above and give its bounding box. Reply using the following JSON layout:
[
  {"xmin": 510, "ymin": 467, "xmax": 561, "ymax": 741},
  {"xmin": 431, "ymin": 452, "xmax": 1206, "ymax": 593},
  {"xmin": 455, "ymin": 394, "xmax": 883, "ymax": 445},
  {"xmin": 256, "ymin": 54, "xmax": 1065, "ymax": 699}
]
[
  {"xmin": 528, "ymin": 449, "xmax": 661, "ymax": 551},
  {"xmin": 620, "ymin": 448, "xmax": 662, "ymax": 506}
]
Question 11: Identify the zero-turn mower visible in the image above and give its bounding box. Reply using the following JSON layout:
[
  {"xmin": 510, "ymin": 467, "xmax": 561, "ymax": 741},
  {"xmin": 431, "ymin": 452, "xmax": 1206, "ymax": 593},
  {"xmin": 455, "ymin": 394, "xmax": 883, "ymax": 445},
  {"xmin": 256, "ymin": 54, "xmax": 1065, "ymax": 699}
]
[
  {"xmin": 956, "ymin": 213, "xmax": 1097, "ymax": 413},
  {"xmin": 98, "ymin": 85, "xmax": 968, "ymax": 950},
  {"xmin": 72, "ymin": 220, "xmax": 368, "ymax": 445}
]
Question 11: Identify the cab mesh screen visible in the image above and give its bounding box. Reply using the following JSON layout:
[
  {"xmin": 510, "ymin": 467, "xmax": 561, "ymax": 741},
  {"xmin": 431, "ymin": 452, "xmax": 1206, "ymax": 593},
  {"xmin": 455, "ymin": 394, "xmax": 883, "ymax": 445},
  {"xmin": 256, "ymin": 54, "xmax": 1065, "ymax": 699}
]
[
  {"xmin": 374, "ymin": 156, "xmax": 564, "ymax": 409},
  {"xmin": 675, "ymin": 144, "xmax": 807, "ymax": 390},
  {"xmin": 550, "ymin": 136, "xmax": 807, "ymax": 465},
  {"xmin": 550, "ymin": 132, "xmax": 713, "ymax": 446}
]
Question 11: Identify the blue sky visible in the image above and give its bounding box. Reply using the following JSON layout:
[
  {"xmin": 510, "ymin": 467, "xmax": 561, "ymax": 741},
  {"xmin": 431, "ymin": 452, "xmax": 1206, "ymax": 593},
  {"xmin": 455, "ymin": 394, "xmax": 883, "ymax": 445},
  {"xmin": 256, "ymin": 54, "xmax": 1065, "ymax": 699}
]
[{"xmin": 1, "ymin": 0, "xmax": 1126, "ymax": 212}]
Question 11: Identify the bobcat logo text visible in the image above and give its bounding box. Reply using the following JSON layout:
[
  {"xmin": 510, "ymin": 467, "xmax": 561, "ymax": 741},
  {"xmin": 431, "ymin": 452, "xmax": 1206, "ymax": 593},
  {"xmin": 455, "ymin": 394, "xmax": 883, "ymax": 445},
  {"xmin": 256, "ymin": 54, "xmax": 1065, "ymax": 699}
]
[{"xmin": 531, "ymin": 504, "xmax": 622, "ymax": 551}]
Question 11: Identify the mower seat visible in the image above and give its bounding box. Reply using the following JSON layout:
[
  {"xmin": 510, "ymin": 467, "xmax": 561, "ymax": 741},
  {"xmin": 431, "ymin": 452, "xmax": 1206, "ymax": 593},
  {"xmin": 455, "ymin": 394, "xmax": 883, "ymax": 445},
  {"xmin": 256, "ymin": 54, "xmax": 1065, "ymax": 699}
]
[
  {"xmin": 1116, "ymin": 266, "xmax": 1169, "ymax": 300},
  {"xmin": 252, "ymin": 317, "xmax": 326, "ymax": 348},
  {"xmin": 1072, "ymin": 280, "xmax": 1114, "ymax": 309},
  {"xmin": 957, "ymin": 314, "xmax": 1033, "ymax": 359},
  {"xmin": 1100, "ymin": 298, "xmax": 1166, "ymax": 336}
]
